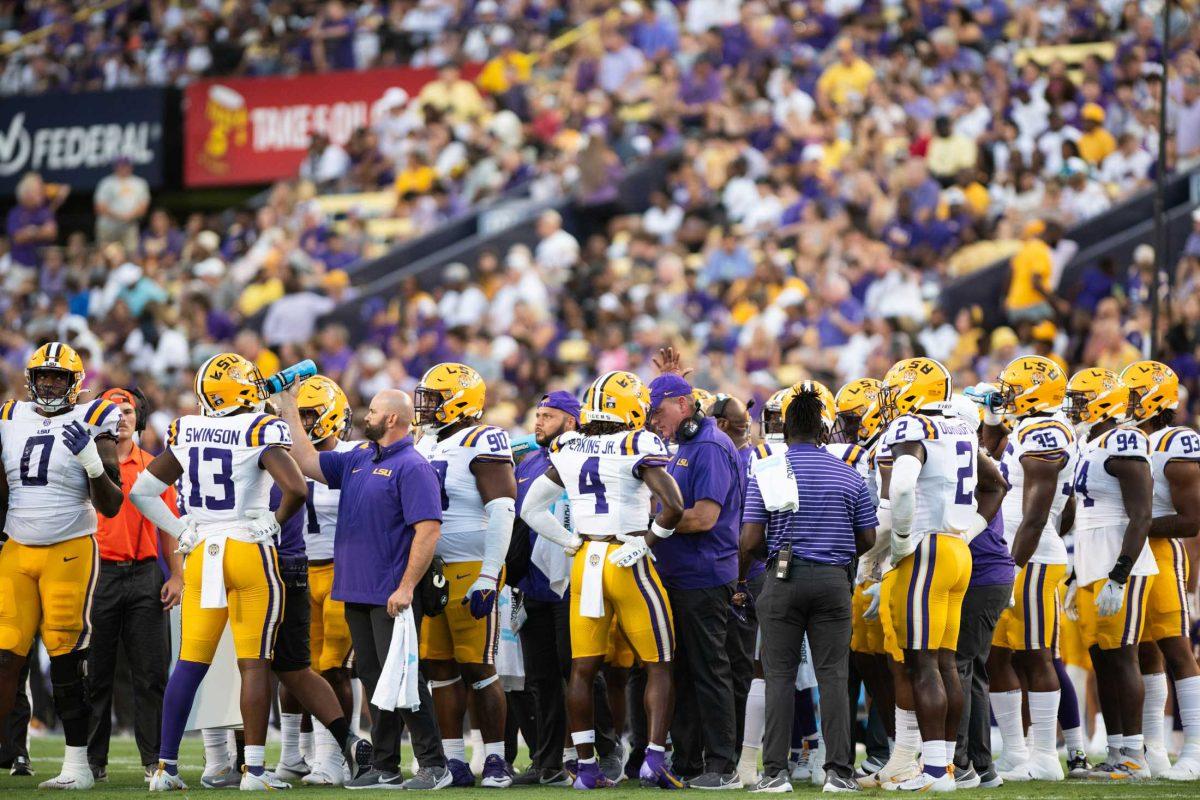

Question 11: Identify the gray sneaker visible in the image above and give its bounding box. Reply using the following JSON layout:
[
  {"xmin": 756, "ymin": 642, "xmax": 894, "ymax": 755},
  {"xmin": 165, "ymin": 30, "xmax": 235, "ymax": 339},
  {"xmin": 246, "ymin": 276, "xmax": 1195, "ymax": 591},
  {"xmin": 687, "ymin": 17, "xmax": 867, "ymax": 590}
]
[
  {"xmin": 977, "ymin": 764, "xmax": 1003, "ymax": 789},
  {"xmin": 751, "ymin": 772, "xmax": 794, "ymax": 793},
  {"xmin": 201, "ymin": 766, "xmax": 243, "ymax": 789},
  {"xmin": 345, "ymin": 768, "xmax": 404, "ymax": 790},
  {"xmin": 688, "ymin": 772, "xmax": 743, "ymax": 790},
  {"xmin": 403, "ymin": 765, "xmax": 452, "ymax": 790},
  {"xmin": 599, "ymin": 743, "xmax": 628, "ymax": 782},
  {"xmin": 954, "ymin": 765, "xmax": 981, "ymax": 789},
  {"xmin": 822, "ymin": 772, "xmax": 860, "ymax": 793}
]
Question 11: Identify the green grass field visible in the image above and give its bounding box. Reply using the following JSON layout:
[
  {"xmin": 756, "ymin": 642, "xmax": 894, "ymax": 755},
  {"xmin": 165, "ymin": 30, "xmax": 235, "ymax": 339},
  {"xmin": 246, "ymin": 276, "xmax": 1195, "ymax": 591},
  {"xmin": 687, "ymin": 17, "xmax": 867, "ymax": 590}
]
[{"xmin": 0, "ymin": 738, "xmax": 1196, "ymax": 797}]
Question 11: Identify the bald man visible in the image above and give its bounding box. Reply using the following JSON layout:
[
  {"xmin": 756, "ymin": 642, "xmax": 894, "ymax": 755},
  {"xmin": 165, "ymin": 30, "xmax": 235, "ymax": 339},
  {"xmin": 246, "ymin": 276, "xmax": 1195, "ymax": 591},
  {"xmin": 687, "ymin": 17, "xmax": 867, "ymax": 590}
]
[
  {"xmin": 709, "ymin": 395, "xmax": 752, "ymax": 451},
  {"xmin": 277, "ymin": 390, "xmax": 452, "ymax": 789}
]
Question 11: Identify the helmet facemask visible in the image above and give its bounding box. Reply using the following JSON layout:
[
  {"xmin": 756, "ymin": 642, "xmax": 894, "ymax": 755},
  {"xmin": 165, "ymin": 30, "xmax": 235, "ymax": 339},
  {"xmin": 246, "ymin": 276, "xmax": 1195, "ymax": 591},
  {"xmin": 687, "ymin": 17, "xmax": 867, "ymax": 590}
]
[{"xmin": 28, "ymin": 366, "xmax": 75, "ymax": 412}]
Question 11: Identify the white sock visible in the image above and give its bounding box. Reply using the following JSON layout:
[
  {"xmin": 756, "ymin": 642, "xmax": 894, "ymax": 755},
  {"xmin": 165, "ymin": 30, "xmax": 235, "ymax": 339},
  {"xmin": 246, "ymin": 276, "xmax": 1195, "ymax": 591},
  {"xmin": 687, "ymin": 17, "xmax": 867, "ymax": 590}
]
[
  {"xmin": 63, "ymin": 745, "xmax": 88, "ymax": 771},
  {"xmin": 940, "ymin": 741, "xmax": 955, "ymax": 767},
  {"xmin": 245, "ymin": 745, "xmax": 265, "ymax": 769},
  {"xmin": 1124, "ymin": 733, "xmax": 1144, "ymax": 754},
  {"xmin": 312, "ymin": 718, "xmax": 338, "ymax": 767},
  {"xmin": 1143, "ymin": 672, "xmax": 1168, "ymax": 751},
  {"xmin": 742, "ymin": 678, "xmax": 765, "ymax": 750},
  {"xmin": 1028, "ymin": 690, "xmax": 1060, "ymax": 756},
  {"xmin": 280, "ymin": 712, "xmax": 302, "ymax": 764},
  {"xmin": 571, "ymin": 730, "xmax": 596, "ymax": 746},
  {"xmin": 484, "ymin": 741, "xmax": 504, "ymax": 760},
  {"xmin": 563, "ymin": 746, "xmax": 578, "ymax": 763},
  {"xmin": 1107, "ymin": 733, "xmax": 1123, "ymax": 762},
  {"xmin": 203, "ymin": 729, "xmax": 231, "ymax": 771},
  {"xmin": 921, "ymin": 740, "xmax": 948, "ymax": 768},
  {"xmin": 1064, "ymin": 725, "xmax": 1085, "ymax": 753},
  {"xmin": 1175, "ymin": 675, "xmax": 1200, "ymax": 751},
  {"xmin": 990, "ymin": 690, "xmax": 1027, "ymax": 758},
  {"xmin": 444, "ymin": 738, "xmax": 467, "ymax": 763},
  {"xmin": 300, "ymin": 729, "xmax": 314, "ymax": 763},
  {"xmin": 894, "ymin": 707, "xmax": 921, "ymax": 758}
]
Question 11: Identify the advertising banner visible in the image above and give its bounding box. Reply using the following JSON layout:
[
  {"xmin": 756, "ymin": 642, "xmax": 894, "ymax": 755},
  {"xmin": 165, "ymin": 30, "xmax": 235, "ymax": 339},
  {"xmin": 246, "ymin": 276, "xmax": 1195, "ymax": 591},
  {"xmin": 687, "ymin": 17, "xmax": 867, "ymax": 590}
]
[
  {"xmin": 184, "ymin": 65, "xmax": 478, "ymax": 187},
  {"xmin": 0, "ymin": 87, "xmax": 173, "ymax": 195}
]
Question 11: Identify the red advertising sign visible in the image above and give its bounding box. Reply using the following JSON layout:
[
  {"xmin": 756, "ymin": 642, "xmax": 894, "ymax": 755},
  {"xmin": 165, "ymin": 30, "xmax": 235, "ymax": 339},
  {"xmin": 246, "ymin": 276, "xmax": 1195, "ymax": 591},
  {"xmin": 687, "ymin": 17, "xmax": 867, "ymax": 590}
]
[{"xmin": 183, "ymin": 65, "xmax": 479, "ymax": 187}]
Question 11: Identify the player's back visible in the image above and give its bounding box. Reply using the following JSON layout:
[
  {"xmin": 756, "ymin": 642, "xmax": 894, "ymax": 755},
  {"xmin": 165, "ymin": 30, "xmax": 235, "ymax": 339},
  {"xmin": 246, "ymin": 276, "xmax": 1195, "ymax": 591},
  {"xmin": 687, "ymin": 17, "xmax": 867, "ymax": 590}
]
[
  {"xmin": 1147, "ymin": 426, "xmax": 1200, "ymax": 516},
  {"xmin": 999, "ymin": 413, "xmax": 1075, "ymax": 563},
  {"xmin": 825, "ymin": 441, "xmax": 870, "ymax": 480},
  {"xmin": 424, "ymin": 424, "xmax": 513, "ymax": 561},
  {"xmin": 1073, "ymin": 426, "xmax": 1149, "ymax": 530},
  {"xmin": 550, "ymin": 430, "xmax": 669, "ymax": 537},
  {"xmin": 168, "ymin": 411, "xmax": 291, "ymax": 536},
  {"xmin": 0, "ymin": 397, "xmax": 119, "ymax": 545},
  {"xmin": 882, "ymin": 412, "xmax": 978, "ymax": 537}
]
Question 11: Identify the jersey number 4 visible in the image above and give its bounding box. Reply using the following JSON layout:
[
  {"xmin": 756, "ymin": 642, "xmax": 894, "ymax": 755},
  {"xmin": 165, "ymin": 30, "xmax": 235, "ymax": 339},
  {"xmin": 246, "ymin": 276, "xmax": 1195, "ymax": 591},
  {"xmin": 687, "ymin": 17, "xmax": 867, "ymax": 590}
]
[{"xmin": 579, "ymin": 456, "xmax": 609, "ymax": 514}]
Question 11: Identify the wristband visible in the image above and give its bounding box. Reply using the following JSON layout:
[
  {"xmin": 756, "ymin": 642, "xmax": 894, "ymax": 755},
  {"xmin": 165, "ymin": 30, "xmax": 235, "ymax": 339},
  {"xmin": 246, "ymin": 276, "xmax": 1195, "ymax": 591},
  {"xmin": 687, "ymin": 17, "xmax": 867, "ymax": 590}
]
[
  {"xmin": 650, "ymin": 521, "xmax": 674, "ymax": 539},
  {"xmin": 1108, "ymin": 555, "xmax": 1133, "ymax": 584}
]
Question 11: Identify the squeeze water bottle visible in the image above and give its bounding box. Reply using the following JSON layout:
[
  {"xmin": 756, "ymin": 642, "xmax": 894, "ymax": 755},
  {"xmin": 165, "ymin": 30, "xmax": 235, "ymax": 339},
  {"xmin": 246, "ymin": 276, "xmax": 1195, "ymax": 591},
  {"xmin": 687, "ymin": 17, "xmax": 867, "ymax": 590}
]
[{"xmin": 261, "ymin": 359, "xmax": 318, "ymax": 395}]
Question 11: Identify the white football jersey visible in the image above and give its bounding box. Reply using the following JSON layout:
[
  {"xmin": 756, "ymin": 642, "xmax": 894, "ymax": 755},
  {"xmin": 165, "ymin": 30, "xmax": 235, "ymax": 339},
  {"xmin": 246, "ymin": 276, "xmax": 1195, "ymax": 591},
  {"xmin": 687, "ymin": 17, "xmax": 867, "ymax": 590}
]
[
  {"xmin": 0, "ymin": 398, "xmax": 121, "ymax": 545},
  {"xmin": 999, "ymin": 414, "xmax": 1075, "ymax": 565},
  {"xmin": 745, "ymin": 441, "xmax": 787, "ymax": 476},
  {"xmin": 423, "ymin": 424, "xmax": 514, "ymax": 562},
  {"xmin": 549, "ymin": 430, "xmax": 670, "ymax": 537},
  {"xmin": 167, "ymin": 412, "xmax": 291, "ymax": 535},
  {"xmin": 867, "ymin": 438, "xmax": 893, "ymax": 505},
  {"xmin": 1147, "ymin": 427, "xmax": 1200, "ymax": 518},
  {"xmin": 1071, "ymin": 425, "xmax": 1157, "ymax": 585},
  {"xmin": 826, "ymin": 442, "xmax": 870, "ymax": 480},
  {"xmin": 306, "ymin": 438, "xmax": 360, "ymax": 560},
  {"xmin": 882, "ymin": 413, "xmax": 978, "ymax": 537}
]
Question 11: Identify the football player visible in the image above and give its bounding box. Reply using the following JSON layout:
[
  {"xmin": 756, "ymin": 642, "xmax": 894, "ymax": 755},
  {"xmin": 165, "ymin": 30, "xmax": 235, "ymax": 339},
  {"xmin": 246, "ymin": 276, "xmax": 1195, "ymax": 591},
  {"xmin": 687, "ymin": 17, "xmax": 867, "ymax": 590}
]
[
  {"xmin": 1061, "ymin": 368, "xmax": 1156, "ymax": 780},
  {"xmin": 0, "ymin": 342, "xmax": 124, "ymax": 790},
  {"xmin": 520, "ymin": 371, "xmax": 685, "ymax": 789},
  {"xmin": 880, "ymin": 357, "xmax": 1007, "ymax": 792},
  {"xmin": 978, "ymin": 356, "xmax": 1075, "ymax": 782},
  {"xmin": 414, "ymin": 363, "xmax": 517, "ymax": 787},
  {"xmin": 1121, "ymin": 361, "xmax": 1200, "ymax": 779},
  {"xmin": 130, "ymin": 353, "xmax": 307, "ymax": 791}
]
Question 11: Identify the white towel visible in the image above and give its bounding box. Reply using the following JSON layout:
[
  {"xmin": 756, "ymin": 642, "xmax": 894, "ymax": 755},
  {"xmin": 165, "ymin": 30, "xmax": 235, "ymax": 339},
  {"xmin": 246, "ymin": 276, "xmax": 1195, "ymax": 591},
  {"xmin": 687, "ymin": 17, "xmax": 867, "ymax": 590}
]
[
  {"xmin": 372, "ymin": 608, "xmax": 421, "ymax": 712},
  {"xmin": 496, "ymin": 588, "xmax": 525, "ymax": 691},
  {"xmin": 579, "ymin": 541, "xmax": 608, "ymax": 618},
  {"xmin": 753, "ymin": 452, "xmax": 799, "ymax": 512},
  {"xmin": 532, "ymin": 536, "xmax": 572, "ymax": 598},
  {"xmin": 200, "ymin": 535, "xmax": 228, "ymax": 609}
]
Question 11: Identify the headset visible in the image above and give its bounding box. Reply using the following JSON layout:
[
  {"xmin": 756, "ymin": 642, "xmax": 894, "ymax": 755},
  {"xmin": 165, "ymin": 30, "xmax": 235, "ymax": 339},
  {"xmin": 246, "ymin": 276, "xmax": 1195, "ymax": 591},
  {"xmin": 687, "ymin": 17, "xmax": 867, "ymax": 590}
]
[{"xmin": 676, "ymin": 401, "xmax": 705, "ymax": 442}]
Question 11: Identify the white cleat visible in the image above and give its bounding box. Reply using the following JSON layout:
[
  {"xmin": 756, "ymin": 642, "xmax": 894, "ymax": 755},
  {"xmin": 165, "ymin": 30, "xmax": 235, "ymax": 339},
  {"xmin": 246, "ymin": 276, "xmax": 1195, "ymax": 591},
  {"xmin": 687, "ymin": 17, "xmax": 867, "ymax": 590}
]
[
  {"xmin": 872, "ymin": 759, "xmax": 921, "ymax": 790},
  {"xmin": 808, "ymin": 740, "xmax": 826, "ymax": 786},
  {"xmin": 737, "ymin": 762, "xmax": 760, "ymax": 789},
  {"xmin": 239, "ymin": 767, "xmax": 291, "ymax": 790},
  {"xmin": 1145, "ymin": 745, "xmax": 1172, "ymax": 777},
  {"xmin": 1163, "ymin": 755, "xmax": 1200, "ymax": 780},
  {"xmin": 1117, "ymin": 752, "xmax": 1152, "ymax": 781},
  {"xmin": 301, "ymin": 763, "xmax": 345, "ymax": 786},
  {"xmin": 273, "ymin": 759, "xmax": 310, "ymax": 781},
  {"xmin": 37, "ymin": 768, "xmax": 95, "ymax": 790},
  {"xmin": 999, "ymin": 753, "xmax": 1063, "ymax": 782},
  {"xmin": 895, "ymin": 771, "xmax": 956, "ymax": 792},
  {"xmin": 992, "ymin": 748, "xmax": 1028, "ymax": 775},
  {"xmin": 790, "ymin": 747, "xmax": 813, "ymax": 782},
  {"xmin": 149, "ymin": 767, "xmax": 188, "ymax": 792}
]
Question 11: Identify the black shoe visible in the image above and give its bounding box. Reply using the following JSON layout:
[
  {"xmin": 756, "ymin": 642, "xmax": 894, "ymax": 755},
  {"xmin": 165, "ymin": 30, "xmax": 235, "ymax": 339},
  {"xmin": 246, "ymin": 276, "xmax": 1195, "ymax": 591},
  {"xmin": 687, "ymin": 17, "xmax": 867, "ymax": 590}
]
[
  {"xmin": 687, "ymin": 772, "xmax": 743, "ymax": 790},
  {"xmin": 90, "ymin": 765, "xmax": 107, "ymax": 782},
  {"xmin": 511, "ymin": 767, "xmax": 543, "ymax": 786},
  {"xmin": 977, "ymin": 764, "xmax": 1003, "ymax": 788},
  {"xmin": 11, "ymin": 756, "xmax": 33, "ymax": 777},
  {"xmin": 823, "ymin": 772, "xmax": 861, "ymax": 792},
  {"xmin": 342, "ymin": 735, "xmax": 374, "ymax": 781}
]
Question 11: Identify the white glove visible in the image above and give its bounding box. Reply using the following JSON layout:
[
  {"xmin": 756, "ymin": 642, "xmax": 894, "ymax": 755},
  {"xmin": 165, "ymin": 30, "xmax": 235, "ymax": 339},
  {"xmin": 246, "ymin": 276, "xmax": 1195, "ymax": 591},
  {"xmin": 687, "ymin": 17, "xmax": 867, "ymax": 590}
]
[
  {"xmin": 863, "ymin": 582, "xmax": 882, "ymax": 621},
  {"xmin": 855, "ymin": 556, "xmax": 878, "ymax": 586},
  {"xmin": 1007, "ymin": 589, "xmax": 1016, "ymax": 609},
  {"xmin": 1095, "ymin": 578, "xmax": 1126, "ymax": 618},
  {"xmin": 246, "ymin": 509, "xmax": 281, "ymax": 543},
  {"xmin": 1063, "ymin": 582, "xmax": 1079, "ymax": 621},
  {"xmin": 563, "ymin": 534, "xmax": 584, "ymax": 556},
  {"xmin": 608, "ymin": 534, "xmax": 653, "ymax": 568},
  {"xmin": 175, "ymin": 517, "xmax": 201, "ymax": 555}
]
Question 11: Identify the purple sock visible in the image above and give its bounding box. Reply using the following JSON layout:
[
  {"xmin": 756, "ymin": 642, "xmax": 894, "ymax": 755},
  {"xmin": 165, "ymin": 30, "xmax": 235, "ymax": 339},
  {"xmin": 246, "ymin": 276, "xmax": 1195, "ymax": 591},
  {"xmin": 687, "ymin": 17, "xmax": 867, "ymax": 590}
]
[
  {"xmin": 795, "ymin": 688, "xmax": 818, "ymax": 739},
  {"xmin": 159, "ymin": 660, "xmax": 210, "ymax": 762},
  {"xmin": 1054, "ymin": 658, "xmax": 1081, "ymax": 730}
]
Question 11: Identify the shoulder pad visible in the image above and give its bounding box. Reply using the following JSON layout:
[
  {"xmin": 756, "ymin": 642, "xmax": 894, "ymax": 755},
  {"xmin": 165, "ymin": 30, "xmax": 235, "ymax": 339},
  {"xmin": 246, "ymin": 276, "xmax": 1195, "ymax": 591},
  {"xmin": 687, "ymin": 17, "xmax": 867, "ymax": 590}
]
[
  {"xmin": 1016, "ymin": 418, "xmax": 1073, "ymax": 455},
  {"xmin": 633, "ymin": 430, "xmax": 668, "ymax": 457},
  {"xmin": 1095, "ymin": 427, "xmax": 1148, "ymax": 457},
  {"xmin": 1156, "ymin": 427, "xmax": 1200, "ymax": 460},
  {"xmin": 883, "ymin": 414, "xmax": 937, "ymax": 446},
  {"xmin": 0, "ymin": 399, "xmax": 16, "ymax": 421},
  {"xmin": 166, "ymin": 418, "xmax": 182, "ymax": 448},
  {"xmin": 83, "ymin": 398, "xmax": 120, "ymax": 433},
  {"xmin": 248, "ymin": 414, "xmax": 292, "ymax": 448},
  {"xmin": 464, "ymin": 425, "xmax": 512, "ymax": 461}
]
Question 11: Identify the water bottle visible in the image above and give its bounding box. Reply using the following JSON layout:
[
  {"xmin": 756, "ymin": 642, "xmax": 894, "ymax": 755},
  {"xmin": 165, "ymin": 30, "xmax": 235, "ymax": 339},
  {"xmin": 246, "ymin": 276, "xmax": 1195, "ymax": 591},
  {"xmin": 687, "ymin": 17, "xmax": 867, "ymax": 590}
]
[{"xmin": 261, "ymin": 359, "xmax": 318, "ymax": 395}]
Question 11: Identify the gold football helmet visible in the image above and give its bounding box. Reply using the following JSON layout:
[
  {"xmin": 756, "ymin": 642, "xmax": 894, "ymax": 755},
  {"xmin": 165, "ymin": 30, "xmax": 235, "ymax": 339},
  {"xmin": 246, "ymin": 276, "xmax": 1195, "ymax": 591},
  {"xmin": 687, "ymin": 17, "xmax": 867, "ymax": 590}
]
[
  {"xmin": 26, "ymin": 342, "xmax": 85, "ymax": 412},
  {"xmin": 761, "ymin": 388, "xmax": 791, "ymax": 441},
  {"xmin": 835, "ymin": 378, "xmax": 882, "ymax": 442},
  {"xmin": 880, "ymin": 357, "xmax": 952, "ymax": 423},
  {"xmin": 1064, "ymin": 368, "xmax": 1127, "ymax": 427},
  {"xmin": 297, "ymin": 375, "xmax": 351, "ymax": 443},
  {"xmin": 1121, "ymin": 360, "xmax": 1179, "ymax": 423},
  {"xmin": 581, "ymin": 371, "xmax": 650, "ymax": 430},
  {"xmin": 195, "ymin": 353, "xmax": 268, "ymax": 417},
  {"xmin": 782, "ymin": 380, "xmax": 836, "ymax": 430},
  {"xmin": 415, "ymin": 363, "xmax": 486, "ymax": 428},
  {"xmin": 996, "ymin": 356, "xmax": 1067, "ymax": 418},
  {"xmin": 692, "ymin": 387, "xmax": 715, "ymax": 413}
]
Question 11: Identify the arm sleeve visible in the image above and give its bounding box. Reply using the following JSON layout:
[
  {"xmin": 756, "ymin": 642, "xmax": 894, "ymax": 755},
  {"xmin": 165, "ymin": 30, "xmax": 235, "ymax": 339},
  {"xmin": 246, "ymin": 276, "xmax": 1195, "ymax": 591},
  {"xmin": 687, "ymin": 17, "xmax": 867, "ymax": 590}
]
[
  {"xmin": 519, "ymin": 474, "xmax": 577, "ymax": 549},
  {"xmin": 399, "ymin": 458, "xmax": 443, "ymax": 525},
  {"xmin": 889, "ymin": 453, "xmax": 923, "ymax": 537},
  {"xmin": 482, "ymin": 496, "xmax": 514, "ymax": 579},
  {"xmin": 130, "ymin": 470, "xmax": 188, "ymax": 537}
]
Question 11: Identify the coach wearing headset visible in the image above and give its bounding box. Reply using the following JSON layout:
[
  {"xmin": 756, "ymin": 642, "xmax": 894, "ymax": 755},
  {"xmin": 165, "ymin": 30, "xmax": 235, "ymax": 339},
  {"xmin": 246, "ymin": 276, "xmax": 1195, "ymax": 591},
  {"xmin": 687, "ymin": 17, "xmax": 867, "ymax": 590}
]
[
  {"xmin": 647, "ymin": 373, "xmax": 744, "ymax": 790},
  {"xmin": 86, "ymin": 388, "xmax": 183, "ymax": 781}
]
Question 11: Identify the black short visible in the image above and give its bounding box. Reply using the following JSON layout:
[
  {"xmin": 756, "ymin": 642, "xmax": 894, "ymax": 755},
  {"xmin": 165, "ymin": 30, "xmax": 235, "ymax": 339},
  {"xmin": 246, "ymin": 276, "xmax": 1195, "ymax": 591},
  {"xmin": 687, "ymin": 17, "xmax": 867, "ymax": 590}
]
[{"xmin": 272, "ymin": 557, "xmax": 312, "ymax": 673}]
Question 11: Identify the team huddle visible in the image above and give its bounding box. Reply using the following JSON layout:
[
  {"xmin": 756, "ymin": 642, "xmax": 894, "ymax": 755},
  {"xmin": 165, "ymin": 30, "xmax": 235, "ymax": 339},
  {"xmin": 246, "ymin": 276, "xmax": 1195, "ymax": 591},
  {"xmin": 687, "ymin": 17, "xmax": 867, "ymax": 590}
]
[{"xmin": 0, "ymin": 338, "xmax": 1197, "ymax": 792}]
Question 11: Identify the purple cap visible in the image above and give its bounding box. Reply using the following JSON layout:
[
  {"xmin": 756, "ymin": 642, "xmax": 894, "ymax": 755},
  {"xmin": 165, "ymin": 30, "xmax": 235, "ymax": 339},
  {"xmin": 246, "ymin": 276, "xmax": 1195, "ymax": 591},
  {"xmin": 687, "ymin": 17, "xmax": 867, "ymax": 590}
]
[
  {"xmin": 648, "ymin": 374, "xmax": 693, "ymax": 412},
  {"xmin": 538, "ymin": 390, "xmax": 580, "ymax": 422}
]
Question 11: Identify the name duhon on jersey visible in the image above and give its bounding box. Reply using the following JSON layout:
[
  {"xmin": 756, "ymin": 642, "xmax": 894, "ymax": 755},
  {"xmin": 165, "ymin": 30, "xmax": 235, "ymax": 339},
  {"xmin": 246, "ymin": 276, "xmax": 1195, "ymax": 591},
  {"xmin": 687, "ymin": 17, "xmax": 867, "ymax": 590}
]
[
  {"xmin": 882, "ymin": 412, "xmax": 978, "ymax": 536},
  {"xmin": 0, "ymin": 398, "xmax": 119, "ymax": 545},
  {"xmin": 549, "ymin": 430, "xmax": 670, "ymax": 537},
  {"xmin": 167, "ymin": 412, "xmax": 291, "ymax": 534}
]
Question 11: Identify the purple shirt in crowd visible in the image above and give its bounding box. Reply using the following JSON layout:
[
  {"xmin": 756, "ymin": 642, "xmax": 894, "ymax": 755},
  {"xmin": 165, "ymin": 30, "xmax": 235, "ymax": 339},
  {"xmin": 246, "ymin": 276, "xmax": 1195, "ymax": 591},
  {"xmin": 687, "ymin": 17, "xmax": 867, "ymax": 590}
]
[
  {"xmin": 656, "ymin": 417, "xmax": 743, "ymax": 590},
  {"xmin": 319, "ymin": 436, "xmax": 443, "ymax": 606},
  {"xmin": 6, "ymin": 205, "xmax": 54, "ymax": 267},
  {"xmin": 968, "ymin": 507, "xmax": 1016, "ymax": 587}
]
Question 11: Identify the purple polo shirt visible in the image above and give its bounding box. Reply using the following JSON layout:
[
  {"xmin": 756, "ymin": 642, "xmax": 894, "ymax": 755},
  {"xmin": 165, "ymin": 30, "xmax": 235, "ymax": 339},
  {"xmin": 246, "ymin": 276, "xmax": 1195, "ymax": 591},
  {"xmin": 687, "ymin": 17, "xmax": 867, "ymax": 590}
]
[
  {"xmin": 318, "ymin": 436, "xmax": 442, "ymax": 606},
  {"xmin": 6, "ymin": 205, "xmax": 54, "ymax": 267},
  {"xmin": 513, "ymin": 446, "xmax": 563, "ymax": 603},
  {"xmin": 657, "ymin": 417, "xmax": 742, "ymax": 590},
  {"xmin": 968, "ymin": 508, "xmax": 1015, "ymax": 588},
  {"xmin": 737, "ymin": 445, "xmax": 765, "ymax": 579},
  {"xmin": 269, "ymin": 485, "xmax": 306, "ymax": 560}
]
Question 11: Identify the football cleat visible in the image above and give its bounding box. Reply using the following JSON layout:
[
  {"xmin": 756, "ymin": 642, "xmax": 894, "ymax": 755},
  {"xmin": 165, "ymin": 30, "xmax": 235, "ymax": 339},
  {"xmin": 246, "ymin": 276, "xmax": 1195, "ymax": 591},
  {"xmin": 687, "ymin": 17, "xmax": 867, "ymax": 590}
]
[
  {"xmin": 1144, "ymin": 744, "xmax": 1172, "ymax": 777},
  {"xmin": 272, "ymin": 758, "xmax": 310, "ymax": 781},
  {"xmin": 1066, "ymin": 750, "xmax": 1091, "ymax": 778},
  {"xmin": 480, "ymin": 754, "xmax": 514, "ymax": 788},
  {"xmin": 894, "ymin": 771, "xmax": 955, "ymax": 792},
  {"xmin": 301, "ymin": 764, "xmax": 344, "ymax": 786},
  {"xmin": 1163, "ymin": 755, "xmax": 1200, "ymax": 780},
  {"xmin": 149, "ymin": 766, "xmax": 188, "ymax": 792},
  {"xmin": 239, "ymin": 767, "xmax": 291, "ymax": 790},
  {"xmin": 999, "ymin": 752, "xmax": 1063, "ymax": 781},
  {"xmin": 37, "ymin": 766, "xmax": 95, "ymax": 790},
  {"xmin": 639, "ymin": 749, "xmax": 685, "ymax": 790},
  {"xmin": 573, "ymin": 760, "xmax": 614, "ymax": 790}
]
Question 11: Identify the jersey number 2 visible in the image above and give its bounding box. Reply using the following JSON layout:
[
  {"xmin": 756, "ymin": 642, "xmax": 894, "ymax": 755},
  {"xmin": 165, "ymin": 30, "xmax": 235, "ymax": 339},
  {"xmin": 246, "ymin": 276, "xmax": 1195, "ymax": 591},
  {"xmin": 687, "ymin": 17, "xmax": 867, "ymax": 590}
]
[
  {"xmin": 579, "ymin": 457, "xmax": 609, "ymax": 514},
  {"xmin": 19, "ymin": 435, "xmax": 54, "ymax": 486}
]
